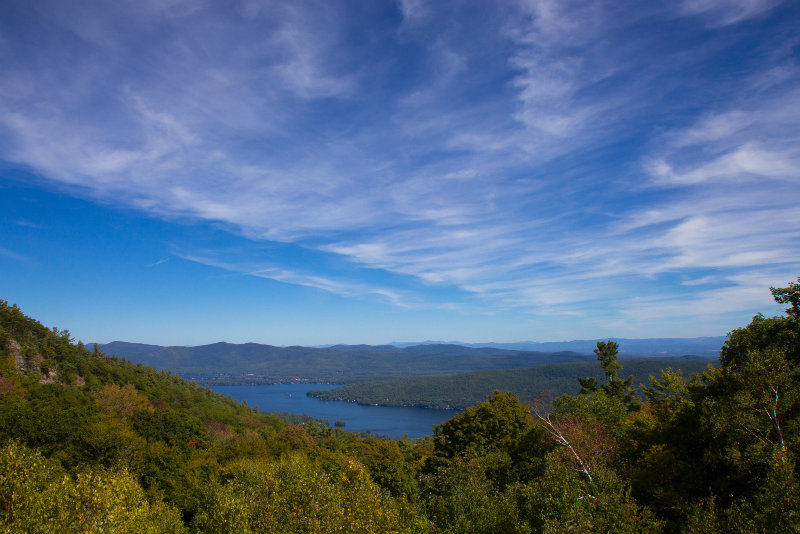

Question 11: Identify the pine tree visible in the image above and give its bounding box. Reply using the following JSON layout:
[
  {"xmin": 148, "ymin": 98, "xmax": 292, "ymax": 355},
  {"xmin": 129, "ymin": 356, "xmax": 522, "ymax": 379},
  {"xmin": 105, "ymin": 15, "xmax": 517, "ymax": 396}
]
[{"xmin": 578, "ymin": 341, "xmax": 638, "ymax": 409}]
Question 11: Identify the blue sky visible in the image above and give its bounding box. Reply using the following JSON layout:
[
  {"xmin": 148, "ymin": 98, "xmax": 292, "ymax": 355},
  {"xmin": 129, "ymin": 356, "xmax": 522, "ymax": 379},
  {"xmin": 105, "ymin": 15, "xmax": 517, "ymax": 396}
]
[{"xmin": 0, "ymin": 0, "xmax": 797, "ymax": 346}]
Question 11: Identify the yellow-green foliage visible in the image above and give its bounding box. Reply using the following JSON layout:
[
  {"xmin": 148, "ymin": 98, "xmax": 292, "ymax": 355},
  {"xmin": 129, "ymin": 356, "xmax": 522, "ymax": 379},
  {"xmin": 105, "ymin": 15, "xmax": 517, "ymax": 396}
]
[
  {"xmin": 421, "ymin": 453, "xmax": 525, "ymax": 534},
  {"xmin": 0, "ymin": 441, "xmax": 74, "ymax": 534},
  {"xmin": 72, "ymin": 467, "xmax": 186, "ymax": 534},
  {"xmin": 95, "ymin": 383, "xmax": 154, "ymax": 419},
  {"xmin": 518, "ymin": 462, "xmax": 661, "ymax": 534},
  {"xmin": 193, "ymin": 453, "xmax": 429, "ymax": 534},
  {"xmin": 0, "ymin": 440, "xmax": 186, "ymax": 534}
]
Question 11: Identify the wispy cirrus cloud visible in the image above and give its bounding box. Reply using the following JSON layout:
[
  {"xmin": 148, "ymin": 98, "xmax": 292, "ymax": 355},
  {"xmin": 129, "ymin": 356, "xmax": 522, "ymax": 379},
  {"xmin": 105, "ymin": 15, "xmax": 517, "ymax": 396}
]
[
  {"xmin": 174, "ymin": 249, "xmax": 413, "ymax": 308},
  {"xmin": 0, "ymin": 0, "xmax": 798, "ymax": 339},
  {"xmin": 0, "ymin": 247, "xmax": 30, "ymax": 265},
  {"xmin": 680, "ymin": 0, "xmax": 785, "ymax": 26}
]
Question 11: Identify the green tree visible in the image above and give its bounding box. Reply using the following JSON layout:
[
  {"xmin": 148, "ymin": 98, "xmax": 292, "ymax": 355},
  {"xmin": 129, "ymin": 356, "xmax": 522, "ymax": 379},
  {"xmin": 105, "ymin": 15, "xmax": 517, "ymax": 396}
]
[
  {"xmin": 579, "ymin": 341, "xmax": 638, "ymax": 409},
  {"xmin": 0, "ymin": 440, "xmax": 185, "ymax": 534},
  {"xmin": 726, "ymin": 449, "xmax": 800, "ymax": 534},
  {"xmin": 771, "ymin": 277, "xmax": 800, "ymax": 320},
  {"xmin": 629, "ymin": 368, "xmax": 711, "ymax": 524},
  {"xmin": 432, "ymin": 391, "xmax": 533, "ymax": 460},
  {"xmin": 72, "ymin": 466, "xmax": 186, "ymax": 534},
  {"xmin": 421, "ymin": 453, "xmax": 526, "ymax": 534},
  {"xmin": 431, "ymin": 391, "xmax": 547, "ymax": 486},
  {"xmin": 344, "ymin": 437, "xmax": 421, "ymax": 498},
  {"xmin": 0, "ymin": 440, "xmax": 74, "ymax": 534},
  {"xmin": 84, "ymin": 417, "xmax": 146, "ymax": 469},
  {"xmin": 193, "ymin": 454, "xmax": 427, "ymax": 534},
  {"xmin": 694, "ymin": 347, "xmax": 800, "ymax": 506},
  {"xmin": 721, "ymin": 278, "xmax": 800, "ymax": 367},
  {"xmin": 518, "ymin": 461, "xmax": 661, "ymax": 534},
  {"xmin": 131, "ymin": 408, "xmax": 209, "ymax": 451},
  {"xmin": 628, "ymin": 309, "xmax": 800, "ymax": 531}
]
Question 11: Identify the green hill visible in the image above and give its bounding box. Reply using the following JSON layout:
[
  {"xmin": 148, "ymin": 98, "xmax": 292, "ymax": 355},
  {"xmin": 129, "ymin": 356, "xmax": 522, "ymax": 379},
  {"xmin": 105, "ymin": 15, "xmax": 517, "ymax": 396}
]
[
  {"xmin": 97, "ymin": 340, "xmax": 593, "ymax": 381},
  {"xmin": 308, "ymin": 356, "xmax": 714, "ymax": 409},
  {"xmin": 0, "ymin": 300, "xmax": 431, "ymax": 532}
]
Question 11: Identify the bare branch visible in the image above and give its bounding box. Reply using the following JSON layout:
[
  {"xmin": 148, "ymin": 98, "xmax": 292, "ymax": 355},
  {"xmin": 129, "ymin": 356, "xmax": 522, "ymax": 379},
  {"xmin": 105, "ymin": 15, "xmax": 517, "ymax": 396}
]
[{"xmin": 531, "ymin": 403, "xmax": 593, "ymax": 483}]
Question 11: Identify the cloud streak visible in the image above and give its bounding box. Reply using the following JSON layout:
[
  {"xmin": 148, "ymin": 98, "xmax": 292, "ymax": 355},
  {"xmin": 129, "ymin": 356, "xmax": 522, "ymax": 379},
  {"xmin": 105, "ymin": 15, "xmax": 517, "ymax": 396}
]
[{"xmin": 1, "ymin": 0, "xmax": 798, "ymax": 337}]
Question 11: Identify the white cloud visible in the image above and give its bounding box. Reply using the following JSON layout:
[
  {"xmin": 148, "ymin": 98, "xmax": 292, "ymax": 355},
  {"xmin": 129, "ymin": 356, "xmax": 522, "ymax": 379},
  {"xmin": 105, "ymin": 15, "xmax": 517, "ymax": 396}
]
[
  {"xmin": 680, "ymin": 0, "xmax": 784, "ymax": 26},
  {"xmin": 176, "ymin": 251, "xmax": 413, "ymax": 308},
  {"xmin": 0, "ymin": 0, "xmax": 798, "ymax": 337},
  {"xmin": 647, "ymin": 143, "xmax": 799, "ymax": 185},
  {"xmin": 268, "ymin": 6, "xmax": 355, "ymax": 99},
  {"xmin": 647, "ymin": 86, "xmax": 800, "ymax": 187},
  {"xmin": 507, "ymin": 0, "xmax": 608, "ymax": 147},
  {"xmin": 398, "ymin": 0, "xmax": 427, "ymax": 21}
]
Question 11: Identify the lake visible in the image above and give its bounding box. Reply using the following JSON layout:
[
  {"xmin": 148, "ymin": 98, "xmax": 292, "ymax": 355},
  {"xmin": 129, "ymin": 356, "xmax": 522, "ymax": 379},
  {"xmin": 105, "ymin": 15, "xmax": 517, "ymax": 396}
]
[{"xmin": 209, "ymin": 383, "xmax": 458, "ymax": 438}]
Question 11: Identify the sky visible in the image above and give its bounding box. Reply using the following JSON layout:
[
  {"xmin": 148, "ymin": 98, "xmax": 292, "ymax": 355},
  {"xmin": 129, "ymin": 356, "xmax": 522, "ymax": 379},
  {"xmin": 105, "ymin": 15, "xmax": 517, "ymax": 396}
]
[{"xmin": 0, "ymin": 0, "xmax": 798, "ymax": 346}]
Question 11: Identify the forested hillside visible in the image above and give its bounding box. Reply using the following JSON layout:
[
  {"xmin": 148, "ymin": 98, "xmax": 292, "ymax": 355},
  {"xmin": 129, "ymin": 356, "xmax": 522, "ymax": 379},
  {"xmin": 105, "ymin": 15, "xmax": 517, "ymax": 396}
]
[
  {"xmin": 0, "ymin": 301, "xmax": 430, "ymax": 533},
  {"xmin": 308, "ymin": 356, "xmax": 713, "ymax": 409},
  {"xmin": 97, "ymin": 340, "xmax": 592, "ymax": 380},
  {"xmin": 2, "ymin": 277, "xmax": 800, "ymax": 533}
]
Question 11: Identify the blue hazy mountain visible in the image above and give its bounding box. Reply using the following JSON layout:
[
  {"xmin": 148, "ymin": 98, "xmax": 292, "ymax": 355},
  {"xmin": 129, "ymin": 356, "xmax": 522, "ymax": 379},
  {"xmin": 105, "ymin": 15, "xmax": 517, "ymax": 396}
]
[
  {"xmin": 95, "ymin": 341, "xmax": 593, "ymax": 380},
  {"xmin": 388, "ymin": 337, "xmax": 725, "ymax": 359},
  {"xmin": 95, "ymin": 337, "xmax": 723, "ymax": 381}
]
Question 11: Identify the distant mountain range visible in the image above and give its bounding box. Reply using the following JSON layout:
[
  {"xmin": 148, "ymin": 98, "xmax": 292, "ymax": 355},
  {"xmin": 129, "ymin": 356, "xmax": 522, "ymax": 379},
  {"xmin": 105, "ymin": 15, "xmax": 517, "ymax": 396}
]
[
  {"xmin": 94, "ymin": 337, "xmax": 723, "ymax": 382},
  {"xmin": 95, "ymin": 341, "xmax": 593, "ymax": 381},
  {"xmin": 386, "ymin": 337, "xmax": 726, "ymax": 359}
]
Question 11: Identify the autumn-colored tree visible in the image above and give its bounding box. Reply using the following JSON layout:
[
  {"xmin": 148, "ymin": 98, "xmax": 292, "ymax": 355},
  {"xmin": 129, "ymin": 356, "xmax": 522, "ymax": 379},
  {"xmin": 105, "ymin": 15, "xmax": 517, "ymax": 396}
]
[
  {"xmin": 0, "ymin": 440, "xmax": 185, "ymax": 534},
  {"xmin": 193, "ymin": 453, "xmax": 428, "ymax": 534},
  {"xmin": 95, "ymin": 383, "xmax": 153, "ymax": 419}
]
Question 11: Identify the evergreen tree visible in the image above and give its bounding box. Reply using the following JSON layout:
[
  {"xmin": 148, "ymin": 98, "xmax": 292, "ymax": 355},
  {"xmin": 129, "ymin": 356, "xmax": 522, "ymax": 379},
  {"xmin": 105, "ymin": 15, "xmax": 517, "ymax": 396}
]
[{"xmin": 578, "ymin": 341, "xmax": 638, "ymax": 409}]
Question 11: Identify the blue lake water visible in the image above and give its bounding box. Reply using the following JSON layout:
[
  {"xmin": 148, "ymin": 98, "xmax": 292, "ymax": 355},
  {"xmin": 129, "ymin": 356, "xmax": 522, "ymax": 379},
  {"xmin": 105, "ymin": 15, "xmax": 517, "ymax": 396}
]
[{"xmin": 209, "ymin": 383, "xmax": 458, "ymax": 438}]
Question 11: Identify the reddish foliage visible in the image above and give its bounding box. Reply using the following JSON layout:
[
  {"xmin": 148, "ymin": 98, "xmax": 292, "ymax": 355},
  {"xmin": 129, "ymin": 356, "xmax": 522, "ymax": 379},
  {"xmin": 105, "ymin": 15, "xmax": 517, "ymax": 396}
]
[
  {"xmin": 550, "ymin": 415, "xmax": 618, "ymax": 474},
  {"xmin": 150, "ymin": 399, "xmax": 169, "ymax": 411},
  {"xmin": 278, "ymin": 424, "xmax": 316, "ymax": 450},
  {"xmin": 0, "ymin": 376, "xmax": 18, "ymax": 395},
  {"xmin": 204, "ymin": 419, "xmax": 230, "ymax": 433}
]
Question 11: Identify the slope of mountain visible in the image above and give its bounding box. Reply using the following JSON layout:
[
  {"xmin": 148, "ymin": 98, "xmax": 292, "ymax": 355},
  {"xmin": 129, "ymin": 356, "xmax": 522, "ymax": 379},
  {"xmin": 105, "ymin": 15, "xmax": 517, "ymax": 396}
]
[
  {"xmin": 95, "ymin": 341, "xmax": 594, "ymax": 380},
  {"xmin": 0, "ymin": 300, "xmax": 313, "ymax": 528},
  {"xmin": 307, "ymin": 356, "xmax": 714, "ymax": 410}
]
